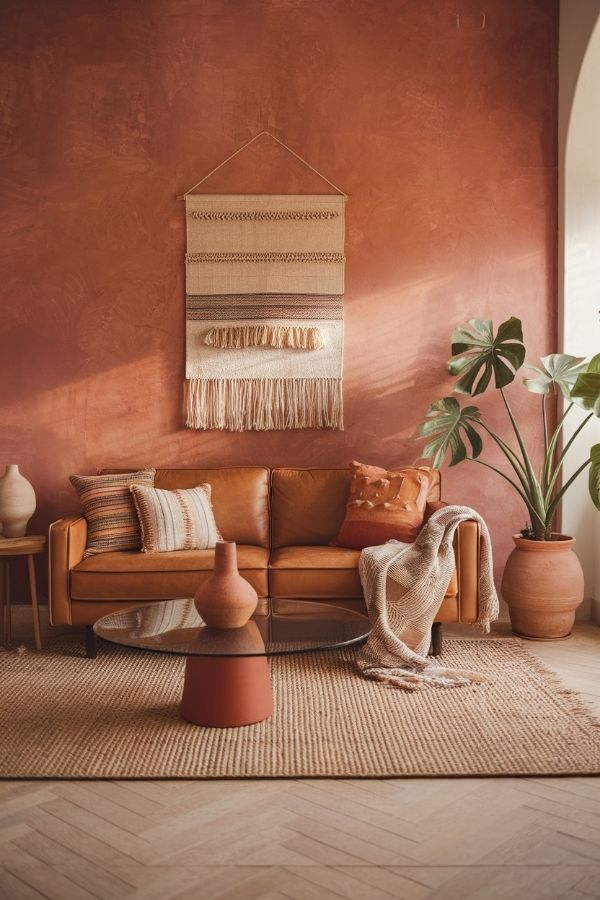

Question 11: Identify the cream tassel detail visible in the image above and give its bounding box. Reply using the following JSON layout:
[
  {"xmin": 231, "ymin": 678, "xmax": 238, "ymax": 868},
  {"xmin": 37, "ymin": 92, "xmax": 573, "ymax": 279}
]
[
  {"xmin": 204, "ymin": 325, "xmax": 325, "ymax": 350},
  {"xmin": 186, "ymin": 378, "xmax": 343, "ymax": 431}
]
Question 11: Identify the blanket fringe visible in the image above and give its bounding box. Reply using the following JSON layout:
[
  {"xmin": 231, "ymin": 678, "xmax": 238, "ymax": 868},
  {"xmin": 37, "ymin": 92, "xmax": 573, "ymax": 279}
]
[
  {"xmin": 361, "ymin": 664, "xmax": 490, "ymax": 692},
  {"xmin": 186, "ymin": 377, "xmax": 343, "ymax": 431},
  {"xmin": 204, "ymin": 325, "xmax": 324, "ymax": 350}
]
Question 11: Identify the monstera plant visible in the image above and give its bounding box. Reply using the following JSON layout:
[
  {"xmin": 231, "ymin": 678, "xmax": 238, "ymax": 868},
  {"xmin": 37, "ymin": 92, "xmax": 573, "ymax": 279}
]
[
  {"xmin": 419, "ymin": 317, "xmax": 600, "ymax": 539},
  {"xmin": 418, "ymin": 317, "xmax": 600, "ymax": 639}
]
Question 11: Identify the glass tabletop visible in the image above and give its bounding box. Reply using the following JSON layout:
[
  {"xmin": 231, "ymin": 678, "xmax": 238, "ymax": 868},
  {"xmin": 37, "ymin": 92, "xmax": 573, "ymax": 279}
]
[{"xmin": 94, "ymin": 598, "xmax": 370, "ymax": 657}]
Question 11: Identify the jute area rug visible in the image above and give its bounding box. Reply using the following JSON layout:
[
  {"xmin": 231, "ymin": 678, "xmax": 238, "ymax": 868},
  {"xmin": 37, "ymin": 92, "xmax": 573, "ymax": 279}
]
[{"xmin": 1, "ymin": 636, "xmax": 599, "ymax": 778}]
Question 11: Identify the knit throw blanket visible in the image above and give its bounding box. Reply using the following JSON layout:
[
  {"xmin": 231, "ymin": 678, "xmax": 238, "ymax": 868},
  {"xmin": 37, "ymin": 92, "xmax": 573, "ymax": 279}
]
[{"xmin": 357, "ymin": 505, "xmax": 499, "ymax": 690}]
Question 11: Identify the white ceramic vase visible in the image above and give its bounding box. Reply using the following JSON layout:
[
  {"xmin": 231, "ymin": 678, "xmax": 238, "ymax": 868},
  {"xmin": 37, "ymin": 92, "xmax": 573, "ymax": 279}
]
[{"xmin": 0, "ymin": 465, "xmax": 36, "ymax": 537}]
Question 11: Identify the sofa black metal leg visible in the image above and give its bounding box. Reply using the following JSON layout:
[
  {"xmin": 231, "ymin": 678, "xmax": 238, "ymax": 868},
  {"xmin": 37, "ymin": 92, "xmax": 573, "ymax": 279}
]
[
  {"xmin": 430, "ymin": 622, "xmax": 443, "ymax": 657},
  {"xmin": 85, "ymin": 625, "xmax": 98, "ymax": 659}
]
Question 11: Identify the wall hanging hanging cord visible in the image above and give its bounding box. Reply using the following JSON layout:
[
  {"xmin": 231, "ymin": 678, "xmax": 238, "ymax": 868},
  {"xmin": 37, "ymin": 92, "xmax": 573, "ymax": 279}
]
[{"xmin": 178, "ymin": 131, "xmax": 347, "ymax": 198}]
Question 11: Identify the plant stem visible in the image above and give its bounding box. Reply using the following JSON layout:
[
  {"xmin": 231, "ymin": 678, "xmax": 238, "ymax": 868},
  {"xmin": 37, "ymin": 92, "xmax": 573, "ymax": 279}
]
[
  {"xmin": 499, "ymin": 387, "xmax": 547, "ymax": 526},
  {"xmin": 543, "ymin": 402, "xmax": 573, "ymax": 491},
  {"xmin": 544, "ymin": 412, "xmax": 594, "ymax": 504},
  {"xmin": 479, "ymin": 422, "xmax": 529, "ymax": 484},
  {"xmin": 468, "ymin": 458, "xmax": 546, "ymax": 529},
  {"xmin": 546, "ymin": 457, "xmax": 592, "ymax": 523},
  {"xmin": 542, "ymin": 394, "xmax": 548, "ymax": 461}
]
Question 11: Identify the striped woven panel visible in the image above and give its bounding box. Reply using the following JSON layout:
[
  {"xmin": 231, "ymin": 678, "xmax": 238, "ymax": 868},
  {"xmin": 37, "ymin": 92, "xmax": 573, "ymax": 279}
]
[
  {"xmin": 69, "ymin": 469, "xmax": 156, "ymax": 557},
  {"xmin": 186, "ymin": 294, "xmax": 343, "ymax": 321},
  {"xmin": 130, "ymin": 484, "xmax": 221, "ymax": 553},
  {"xmin": 184, "ymin": 194, "xmax": 345, "ymax": 431}
]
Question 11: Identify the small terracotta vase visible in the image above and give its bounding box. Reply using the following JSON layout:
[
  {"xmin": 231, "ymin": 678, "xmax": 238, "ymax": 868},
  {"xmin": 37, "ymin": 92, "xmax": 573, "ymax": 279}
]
[
  {"xmin": 501, "ymin": 534, "xmax": 584, "ymax": 640},
  {"xmin": 194, "ymin": 541, "xmax": 258, "ymax": 628},
  {"xmin": 0, "ymin": 464, "xmax": 36, "ymax": 538}
]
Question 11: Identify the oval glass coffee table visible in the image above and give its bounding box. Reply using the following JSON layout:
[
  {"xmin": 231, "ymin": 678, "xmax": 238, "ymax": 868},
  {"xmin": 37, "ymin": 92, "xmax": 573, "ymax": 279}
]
[{"xmin": 95, "ymin": 599, "xmax": 370, "ymax": 727}]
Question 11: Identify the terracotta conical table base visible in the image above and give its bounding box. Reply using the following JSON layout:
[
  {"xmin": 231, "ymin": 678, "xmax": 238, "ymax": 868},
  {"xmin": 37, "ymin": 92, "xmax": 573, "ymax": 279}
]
[{"xmin": 180, "ymin": 621, "xmax": 273, "ymax": 727}]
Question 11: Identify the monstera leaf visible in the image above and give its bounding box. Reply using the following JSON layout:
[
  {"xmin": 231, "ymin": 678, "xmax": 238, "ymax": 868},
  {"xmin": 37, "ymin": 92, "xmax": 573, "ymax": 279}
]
[
  {"xmin": 590, "ymin": 444, "xmax": 600, "ymax": 511},
  {"xmin": 571, "ymin": 354, "xmax": 600, "ymax": 415},
  {"xmin": 447, "ymin": 317, "xmax": 526, "ymax": 396},
  {"xmin": 523, "ymin": 353, "xmax": 588, "ymax": 399},
  {"xmin": 419, "ymin": 397, "xmax": 483, "ymax": 468}
]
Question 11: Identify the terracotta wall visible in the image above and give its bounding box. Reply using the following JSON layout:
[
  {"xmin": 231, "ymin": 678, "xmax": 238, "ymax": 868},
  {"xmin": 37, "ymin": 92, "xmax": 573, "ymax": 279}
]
[{"xmin": 0, "ymin": 0, "xmax": 557, "ymax": 597}]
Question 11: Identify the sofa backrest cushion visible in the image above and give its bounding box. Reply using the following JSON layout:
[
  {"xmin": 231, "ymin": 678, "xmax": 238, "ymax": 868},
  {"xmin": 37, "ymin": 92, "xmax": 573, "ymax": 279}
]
[
  {"xmin": 270, "ymin": 466, "xmax": 442, "ymax": 548},
  {"xmin": 102, "ymin": 466, "xmax": 440, "ymax": 550},
  {"xmin": 154, "ymin": 468, "xmax": 270, "ymax": 547},
  {"xmin": 271, "ymin": 468, "xmax": 350, "ymax": 548}
]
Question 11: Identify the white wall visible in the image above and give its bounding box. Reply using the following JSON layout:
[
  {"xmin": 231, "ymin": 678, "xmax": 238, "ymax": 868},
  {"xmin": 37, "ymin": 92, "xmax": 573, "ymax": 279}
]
[{"xmin": 559, "ymin": 0, "xmax": 600, "ymax": 621}]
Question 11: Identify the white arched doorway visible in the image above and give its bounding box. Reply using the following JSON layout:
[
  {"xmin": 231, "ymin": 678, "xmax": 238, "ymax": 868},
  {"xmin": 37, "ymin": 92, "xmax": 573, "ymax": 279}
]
[{"xmin": 559, "ymin": 0, "xmax": 600, "ymax": 621}]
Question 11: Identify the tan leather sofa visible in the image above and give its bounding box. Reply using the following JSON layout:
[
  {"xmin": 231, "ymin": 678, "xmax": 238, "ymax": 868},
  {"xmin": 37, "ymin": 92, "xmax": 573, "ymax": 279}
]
[{"xmin": 49, "ymin": 467, "xmax": 481, "ymax": 655}]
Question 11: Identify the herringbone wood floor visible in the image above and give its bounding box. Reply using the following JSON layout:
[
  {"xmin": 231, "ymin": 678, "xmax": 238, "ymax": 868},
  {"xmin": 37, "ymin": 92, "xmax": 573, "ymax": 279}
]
[{"xmin": 2, "ymin": 611, "xmax": 600, "ymax": 900}]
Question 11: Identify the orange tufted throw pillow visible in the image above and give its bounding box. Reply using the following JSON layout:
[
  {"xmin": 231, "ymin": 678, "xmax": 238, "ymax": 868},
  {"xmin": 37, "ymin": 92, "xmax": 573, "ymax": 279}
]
[{"xmin": 330, "ymin": 461, "xmax": 439, "ymax": 550}]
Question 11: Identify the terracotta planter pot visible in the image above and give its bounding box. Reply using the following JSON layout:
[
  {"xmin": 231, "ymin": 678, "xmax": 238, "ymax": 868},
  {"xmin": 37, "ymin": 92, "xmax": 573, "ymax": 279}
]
[
  {"xmin": 194, "ymin": 541, "xmax": 258, "ymax": 629},
  {"xmin": 501, "ymin": 534, "xmax": 584, "ymax": 640}
]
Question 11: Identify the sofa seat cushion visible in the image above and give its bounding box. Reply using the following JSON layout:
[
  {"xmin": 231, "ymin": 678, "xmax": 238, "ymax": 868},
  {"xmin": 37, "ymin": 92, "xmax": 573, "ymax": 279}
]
[
  {"xmin": 269, "ymin": 546, "xmax": 458, "ymax": 605},
  {"xmin": 71, "ymin": 545, "xmax": 269, "ymax": 600},
  {"xmin": 270, "ymin": 546, "xmax": 363, "ymax": 598}
]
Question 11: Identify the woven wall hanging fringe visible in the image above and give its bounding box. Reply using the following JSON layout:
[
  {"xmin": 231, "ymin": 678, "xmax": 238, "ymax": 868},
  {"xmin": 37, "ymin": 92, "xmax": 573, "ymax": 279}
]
[
  {"xmin": 204, "ymin": 325, "xmax": 325, "ymax": 350},
  {"xmin": 181, "ymin": 133, "xmax": 346, "ymax": 431},
  {"xmin": 186, "ymin": 378, "xmax": 342, "ymax": 431}
]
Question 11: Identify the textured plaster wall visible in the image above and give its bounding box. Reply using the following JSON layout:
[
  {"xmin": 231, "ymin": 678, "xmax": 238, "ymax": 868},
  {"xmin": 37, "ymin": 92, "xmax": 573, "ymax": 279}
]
[{"xmin": 0, "ymin": 0, "xmax": 557, "ymax": 599}]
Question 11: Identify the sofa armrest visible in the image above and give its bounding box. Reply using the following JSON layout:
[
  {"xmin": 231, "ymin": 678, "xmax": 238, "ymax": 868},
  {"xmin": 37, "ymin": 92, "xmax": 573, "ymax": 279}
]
[
  {"xmin": 49, "ymin": 516, "xmax": 87, "ymax": 625},
  {"xmin": 453, "ymin": 519, "xmax": 479, "ymax": 622},
  {"xmin": 424, "ymin": 501, "xmax": 480, "ymax": 623}
]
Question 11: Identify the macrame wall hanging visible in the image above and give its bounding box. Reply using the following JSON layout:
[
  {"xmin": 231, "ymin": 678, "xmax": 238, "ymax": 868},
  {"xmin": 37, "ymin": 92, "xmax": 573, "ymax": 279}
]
[{"xmin": 181, "ymin": 132, "xmax": 346, "ymax": 431}]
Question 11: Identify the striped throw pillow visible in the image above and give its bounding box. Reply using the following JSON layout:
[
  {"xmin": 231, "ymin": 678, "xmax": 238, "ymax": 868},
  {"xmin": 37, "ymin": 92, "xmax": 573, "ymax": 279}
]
[
  {"xmin": 130, "ymin": 484, "xmax": 221, "ymax": 553},
  {"xmin": 69, "ymin": 468, "xmax": 156, "ymax": 557}
]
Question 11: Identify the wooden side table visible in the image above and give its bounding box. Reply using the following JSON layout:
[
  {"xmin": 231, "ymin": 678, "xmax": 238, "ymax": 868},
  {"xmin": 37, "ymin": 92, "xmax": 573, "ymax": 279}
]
[{"xmin": 0, "ymin": 535, "xmax": 46, "ymax": 650}]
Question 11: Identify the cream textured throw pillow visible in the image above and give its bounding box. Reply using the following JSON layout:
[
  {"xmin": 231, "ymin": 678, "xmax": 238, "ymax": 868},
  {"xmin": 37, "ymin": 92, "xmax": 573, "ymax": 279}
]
[{"xmin": 130, "ymin": 484, "xmax": 221, "ymax": 553}]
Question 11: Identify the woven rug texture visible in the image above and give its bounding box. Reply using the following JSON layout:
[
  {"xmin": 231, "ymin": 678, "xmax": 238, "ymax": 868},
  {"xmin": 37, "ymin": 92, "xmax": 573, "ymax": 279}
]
[{"xmin": 1, "ymin": 637, "xmax": 599, "ymax": 779}]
